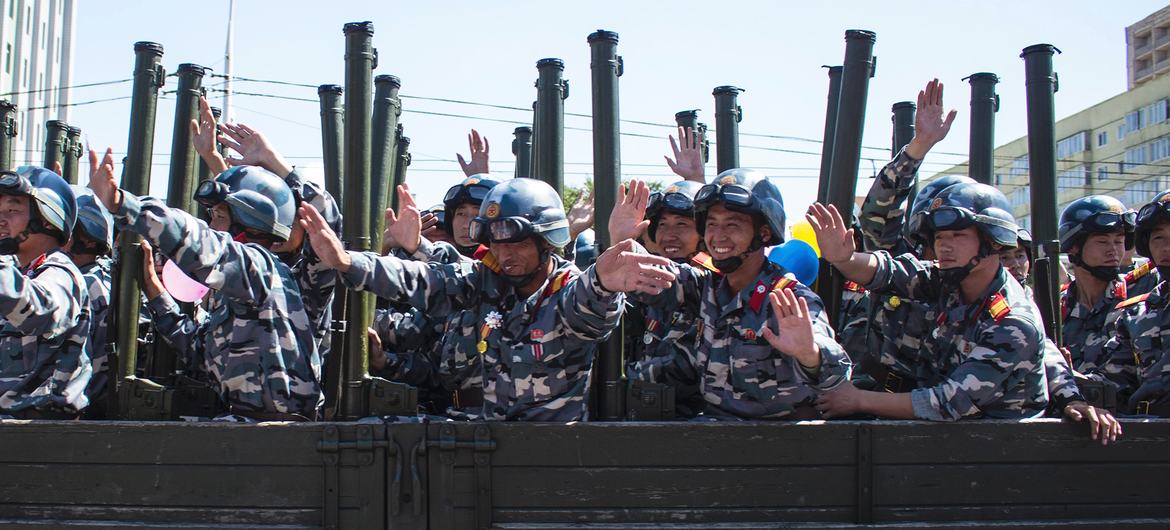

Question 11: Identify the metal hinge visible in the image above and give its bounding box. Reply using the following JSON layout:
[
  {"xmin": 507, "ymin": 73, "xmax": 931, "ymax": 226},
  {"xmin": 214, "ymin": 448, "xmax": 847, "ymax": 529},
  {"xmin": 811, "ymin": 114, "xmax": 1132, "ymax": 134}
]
[{"xmin": 429, "ymin": 424, "xmax": 496, "ymax": 529}]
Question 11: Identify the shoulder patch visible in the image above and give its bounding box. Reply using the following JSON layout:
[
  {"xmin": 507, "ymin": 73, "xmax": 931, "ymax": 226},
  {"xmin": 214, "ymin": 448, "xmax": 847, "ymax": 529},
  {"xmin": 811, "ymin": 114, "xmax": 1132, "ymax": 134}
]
[
  {"xmin": 1112, "ymin": 281, "xmax": 1128, "ymax": 302},
  {"xmin": 480, "ymin": 250, "xmax": 501, "ymax": 273},
  {"xmin": 771, "ymin": 276, "xmax": 796, "ymax": 293},
  {"xmin": 690, "ymin": 252, "xmax": 721, "ymax": 274},
  {"xmin": 844, "ymin": 281, "xmax": 866, "ymax": 293},
  {"xmin": 1126, "ymin": 261, "xmax": 1153, "ymax": 284},
  {"xmin": 1115, "ymin": 293, "xmax": 1151, "ymax": 311},
  {"xmin": 986, "ymin": 293, "xmax": 1011, "ymax": 322},
  {"xmin": 544, "ymin": 270, "xmax": 575, "ymax": 296}
]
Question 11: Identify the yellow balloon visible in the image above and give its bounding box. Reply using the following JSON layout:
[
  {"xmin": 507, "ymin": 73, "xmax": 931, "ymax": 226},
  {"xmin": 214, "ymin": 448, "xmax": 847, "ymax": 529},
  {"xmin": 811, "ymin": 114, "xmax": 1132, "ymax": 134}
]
[{"xmin": 790, "ymin": 220, "xmax": 821, "ymax": 258}]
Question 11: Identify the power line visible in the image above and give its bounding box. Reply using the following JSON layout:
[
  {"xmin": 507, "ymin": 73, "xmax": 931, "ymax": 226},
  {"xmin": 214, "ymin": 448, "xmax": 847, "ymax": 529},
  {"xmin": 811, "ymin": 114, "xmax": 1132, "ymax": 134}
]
[{"xmin": 0, "ymin": 78, "xmax": 133, "ymax": 98}]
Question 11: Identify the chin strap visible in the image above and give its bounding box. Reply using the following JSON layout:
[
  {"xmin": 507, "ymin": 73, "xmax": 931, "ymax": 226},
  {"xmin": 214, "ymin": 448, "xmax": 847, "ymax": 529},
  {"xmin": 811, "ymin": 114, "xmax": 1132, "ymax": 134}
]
[
  {"xmin": 712, "ymin": 233, "xmax": 766, "ymax": 274},
  {"xmin": 938, "ymin": 239, "xmax": 995, "ymax": 287},
  {"xmin": 0, "ymin": 229, "xmax": 30, "ymax": 255},
  {"xmin": 1069, "ymin": 252, "xmax": 1122, "ymax": 281},
  {"xmin": 503, "ymin": 245, "xmax": 553, "ymax": 287}
]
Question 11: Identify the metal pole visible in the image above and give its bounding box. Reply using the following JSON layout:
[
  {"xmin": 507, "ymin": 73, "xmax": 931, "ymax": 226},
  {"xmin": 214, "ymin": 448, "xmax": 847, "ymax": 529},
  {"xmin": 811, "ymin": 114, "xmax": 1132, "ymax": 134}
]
[
  {"xmin": 512, "ymin": 126, "xmax": 533, "ymax": 179},
  {"xmin": 42, "ymin": 119, "xmax": 68, "ymax": 172},
  {"xmin": 114, "ymin": 41, "xmax": 164, "ymax": 410},
  {"xmin": 675, "ymin": 109, "xmax": 710, "ymax": 164},
  {"xmin": 1021, "ymin": 45, "xmax": 1062, "ymax": 343},
  {"xmin": 712, "ymin": 86, "xmax": 743, "ymax": 173},
  {"xmin": 0, "ymin": 101, "xmax": 15, "ymax": 171},
  {"xmin": 317, "ymin": 84, "xmax": 344, "ymax": 200},
  {"xmin": 62, "ymin": 126, "xmax": 82, "ymax": 184},
  {"xmin": 167, "ymin": 64, "xmax": 207, "ymax": 216},
  {"xmin": 371, "ymin": 74, "xmax": 401, "ymax": 239},
  {"xmin": 966, "ymin": 72, "xmax": 1000, "ymax": 185},
  {"xmin": 340, "ymin": 21, "xmax": 375, "ymax": 419},
  {"xmin": 534, "ymin": 58, "xmax": 567, "ymax": 194},
  {"xmin": 588, "ymin": 29, "xmax": 624, "ymax": 421},
  {"xmin": 891, "ymin": 101, "xmax": 917, "ymax": 208},
  {"xmin": 816, "ymin": 66, "xmax": 843, "ymax": 205},
  {"xmin": 821, "ymin": 30, "xmax": 876, "ymax": 329},
  {"xmin": 391, "ymin": 132, "xmax": 410, "ymax": 212}
]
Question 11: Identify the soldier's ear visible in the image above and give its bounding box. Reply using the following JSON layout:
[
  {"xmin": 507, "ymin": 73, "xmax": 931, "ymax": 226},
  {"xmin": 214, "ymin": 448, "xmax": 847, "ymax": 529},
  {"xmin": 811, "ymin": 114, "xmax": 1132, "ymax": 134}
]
[{"xmin": 758, "ymin": 224, "xmax": 773, "ymax": 245}]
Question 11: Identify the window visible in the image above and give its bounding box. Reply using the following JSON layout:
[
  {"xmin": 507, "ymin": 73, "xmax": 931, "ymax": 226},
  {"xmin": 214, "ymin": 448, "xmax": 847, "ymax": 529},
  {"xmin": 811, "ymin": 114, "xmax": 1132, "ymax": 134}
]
[
  {"xmin": 21, "ymin": 58, "xmax": 27, "ymax": 87},
  {"xmin": 1098, "ymin": 166, "xmax": 1108, "ymax": 182},
  {"xmin": 1057, "ymin": 131, "xmax": 1088, "ymax": 159},
  {"xmin": 1010, "ymin": 186, "xmax": 1030, "ymax": 207},
  {"xmin": 994, "ymin": 173, "xmax": 1003, "ymax": 186},
  {"xmin": 1098, "ymin": 131, "xmax": 1109, "ymax": 147},
  {"xmin": 1057, "ymin": 165, "xmax": 1088, "ymax": 191},
  {"xmin": 1122, "ymin": 177, "xmax": 1170, "ymax": 208},
  {"xmin": 40, "ymin": 22, "xmax": 45, "ymax": 48},
  {"xmin": 1146, "ymin": 100, "xmax": 1168, "ymax": 126},
  {"xmin": 8, "ymin": 0, "xmax": 13, "ymax": 18},
  {"xmin": 1119, "ymin": 124, "xmax": 1128, "ymax": 141},
  {"xmin": 1125, "ymin": 145, "xmax": 1148, "ymax": 165},
  {"xmin": 56, "ymin": 37, "xmax": 60, "ymax": 62},
  {"xmin": 1152, "ymin": 136, "xmax": 1170, "ymax": 162},
  {"xmin": 25, "ymin": 7, "xmax": 30, "ymax": 33},
  {"xmin": 5, "ymin": 44, "xmax": 11, "ymax": 74},
  {"xmin": 1008, "ymin": 155, "xmax": 1029, "ymax": 181}
]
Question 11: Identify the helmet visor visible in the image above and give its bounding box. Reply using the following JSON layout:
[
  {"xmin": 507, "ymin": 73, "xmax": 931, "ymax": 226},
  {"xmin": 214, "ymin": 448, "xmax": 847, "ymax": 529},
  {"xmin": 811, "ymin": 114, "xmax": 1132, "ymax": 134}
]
[
  {"xmin": 444, "ymin": 182, "xmax": 492, "ymax": 205},
  {"xmin": 194, "ymin": 180, "xmax": 230, "ymax": 209},
  {"xmin": 648, "ymin": 191, "xmax": 695, "ymax": 215},
  {"xmin": 924, "ymin": 206, "xmax": 977, "ymax": 232},
  {"xmin": 1138, "ymin": 201, "xmax": 1170, "ymax": 227},
  {"xmin": 694, "ymin": 183, "xmax": 752, "ymax": 209},
  {"xmin": 0, "ymin": 172, "xmax": 31, "ymax": 196},
  {"xmin": 470, "ymin": 217, "xmax": 534, "ymax": 244}
]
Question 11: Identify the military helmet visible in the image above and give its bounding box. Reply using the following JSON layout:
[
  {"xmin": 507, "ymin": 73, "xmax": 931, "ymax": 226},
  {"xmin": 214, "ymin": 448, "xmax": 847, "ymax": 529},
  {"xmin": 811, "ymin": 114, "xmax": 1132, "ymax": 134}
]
[
  {"xmin": 71, "ymin": 185, "xmax": 114, "ymax": 253},
  {"xmin": 693, "ymin": 168, "xmax": 786, "ymax": 245},
  {"xmin": 574, "ymin": 228, "xmax": 598, "ymax": 269},
  {"xmin": 194, "ymin": 165, "xmax": 296, "ymax": 242},
  {"xmin": 427, "ymin": 204, "xmax": 447, "ymax": 231},
  {"xmin": 646, "ymin": 180, "xmax": 703, "ymax": 242},
  {"xmin": 918, "ymin": 182, "xmax": 1019, "ymax": 248},
  {"xmin": 907, "ymin": 174, "xmax": 977, "ymax": 245},
  {"xmin": 471, "ymin": 178, "xmax": 570, "ymax": 248},
  {"xmin": 1016, "ymin": 227, "xmax": 1033, "ymax": 261},
  {"xmin": 4, "ymin": 166, "xmax": 77, "ymax": 244},
  {"xmin": 1135, "ymin": 190, "xmax": 1170, "ymax": 257},
  {"xmin": 1058, "ymin": 195, "xmax": 1136, "ymax": 253},
  {"xmin": 443, "ymin": 174, "xmax": 502, "ymax": 236}
]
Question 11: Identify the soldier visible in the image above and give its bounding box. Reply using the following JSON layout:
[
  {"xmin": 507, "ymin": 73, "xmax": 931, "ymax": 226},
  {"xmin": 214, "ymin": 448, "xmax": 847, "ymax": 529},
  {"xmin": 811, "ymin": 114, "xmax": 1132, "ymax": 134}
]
[
  {"xmin": 0, "ymin": 166, "xmax": 91, "ymax": 418},
  {"xmin": 421, "ymin": 204, "xmax": 451, "ymax": 246},
  {"xmin": 67, "ymin": 186, "xmax": 114, "ymax": 415},
  {"xmin": 300, "ymin": 177, "xmax": 674, "ymax": 421},
  {"xmin": 812, "ymin": 184, "xmax": 1078, "ymax": 422},
  {"xmin": 1101, "ymin": 190, "xmax": 1170, "ymax": 415},
  {"xmin": 609, "ymin": 172, "xmax": 852, "ymax": 420},
  {"xmin": 1001, "ymin": 228, "xmax": 1033, "ymax": 296},
  {"xmin": 89, "ymin": 148, "xmax": 322, "ymax": 420},
  {"xmin": 1058, "ymin": 196, "xmax": 1136, "ymax": 374},
  {"xmin": 443, "ymin": 174, "xmax": 501, "ymax": 257}
]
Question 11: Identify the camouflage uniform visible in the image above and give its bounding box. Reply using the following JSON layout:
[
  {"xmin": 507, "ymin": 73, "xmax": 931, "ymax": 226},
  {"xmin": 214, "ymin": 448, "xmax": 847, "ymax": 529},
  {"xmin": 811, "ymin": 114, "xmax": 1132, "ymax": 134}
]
[
  {"xmin": 342, "ymin": 251, "xmax": 622, "ymax": 421},
  {"xmin": 854, "ymin": 287, "xmax": 939, "ymax": 393},
  {"xmin": 0, "ymin": 251, "xmax": 92, "ymax": 414},
  {"xmin": 80, "ymin": 258, "xmax": 112, "ymax": 404},
  {"xmin": 1100, "ymin": 280, "xmax": 1170, "ymax": 414},
  {"xmin": 120, "ymin": 193, "xmax": 322, "ymax": 417},
  {"xmin": 625, "ymin": 302, "xmax": 704, "ymax": 418},
  {"xmin": 284, "ymin": 169, "xmax": 342, "ymax": 364},
  {"xmin": 1060, "ymin": 278, "xmax": 1130, "ymax": 373},
  {"xmin": 858, "ymin": 147, "xmax": 921, "ymax": 254},
  {"xmin": 1124, "ymin": 260, "xmax": 1160, "ymax": 296},
  {"xmin": 865, "ymin": 251, "xmax": 1049, "ymax": 420},
  {"xmin": 836, "ymin": 282, "xmax": 872, "ymax": 363},
  {"xmin": 635, "ymin": 258, "xmax": 851, "ymax": 420}
]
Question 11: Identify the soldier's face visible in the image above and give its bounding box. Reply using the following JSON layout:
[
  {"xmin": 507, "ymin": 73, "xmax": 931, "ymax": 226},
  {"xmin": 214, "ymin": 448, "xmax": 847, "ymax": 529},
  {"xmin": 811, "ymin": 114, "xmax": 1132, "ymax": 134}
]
[
  {"xmin": 704, "ymin": 205, "xmax": 760, "ymax": 261},
  {"xmin": 453, "ymin": 204, "xmax": 478, "ymax": 247},
  {"xmin": 655, "ymin": 212, "xmax": 700, "ymax": 259},
  {"xmin": 0, "ymin": 195, "xmax": 30, "ymax": 238},
  {"xmin": 999, "ymin": 247, "xmax": 1030, "ymax": 281},
  {"xmin": 1078, "ymin": 232, "xmax": 1125, "ymax": 268},
  {"xmin": 210, "ymin": 204, "xmax": 232, "ymax": 232},
  {"xmin": 933, "ymin": 227, "xmax": 981, "ymax": 269},
  {"xmin": 491, "ymin": 237, "xmax": 542, "ymax": 276},
  {"xmin": 1147, "ymin": 223, "xmax": 1170, "ymax": 267}
]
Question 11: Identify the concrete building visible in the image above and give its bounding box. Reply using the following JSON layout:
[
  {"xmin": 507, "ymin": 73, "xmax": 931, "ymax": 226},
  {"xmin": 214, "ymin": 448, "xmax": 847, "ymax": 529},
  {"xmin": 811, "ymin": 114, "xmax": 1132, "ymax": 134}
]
[
  {"xmin": 0, "ymin": 0, "xmax": 76, "ymax": 167},
  {"xmin": 1128, "ymin": 5, "xmax": 1170, "ymax": 89},
  {"xmin": 934, "ymin": 55, "xmax": 1170, "ymax": 232}
]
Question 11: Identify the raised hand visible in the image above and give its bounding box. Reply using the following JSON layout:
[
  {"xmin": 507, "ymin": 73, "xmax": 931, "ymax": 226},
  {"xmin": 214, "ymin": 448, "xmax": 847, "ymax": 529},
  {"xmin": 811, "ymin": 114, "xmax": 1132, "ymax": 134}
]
[
  {"xmin": 189, "ymin": 96, "xmax": 229, "ymax": 174},
  {"xmin": 594, "ymin": 239, "xmax": 677, "ymax": 295},
  {"xmin": 905, "ymin": 78, "xmax": 958, "ymax": 160},
  {"xmin": 384, "ymin": 184, "xmax": 422, "ymax": 255},
  {"xmin": 665, "ymin": 126, "xmax": 705, "ymax": 183},
  {"xmin": 139, "ymin": 240, "xmax": 165, "ymax": 300},
  {"xmin": 608, "ymin": 180, "xmax": 650, "ymax": 243},
  {"xmin": 298, "ymin": 203, "xmax": 352, "ymax": 272},
  {"xmin": 760, "ymin": 289, "xmax": 819, "ymax": 368},
  {"xmin": 456, "ymin": 129, "xmax": 490, "ymax": 177},
  {"xmin": 218, "ymin": 122, "xmax": 293, "ymax": 176},
  {"xmin": 805, "ymin": 203, "xmax": 856, "ymax": 265},
  {"xmin": 567, "ymin": 188, "xmax": 595, "ymax": 241},
  {"xmin": 87, "ymin": 147, "xmax": 121, "ymax": 213}
]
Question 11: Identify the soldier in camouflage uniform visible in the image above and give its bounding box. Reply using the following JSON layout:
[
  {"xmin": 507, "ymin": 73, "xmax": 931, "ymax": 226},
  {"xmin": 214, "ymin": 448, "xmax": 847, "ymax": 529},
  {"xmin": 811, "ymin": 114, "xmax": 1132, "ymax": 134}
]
[
  {"xmin": 90, "ymin": 149, "xmax": 322, "ymax": 420},
  {"xmin": 1058, "ymin": 196, "xmax": 1137, "ymax": 375},
  {"xmin": 301, "ymin": 177, "xmax": 675, "ymax": 421},
  {"xmin": 1001, "ymin": 227, "xmax": 1033, "ymax": 298},
  {"xmin": 67, "ymin": 186, "xmax": 114, "ymax": 415},
  {"xmin": 610, "ymin": 172, "xmax": 852, "ymax": 420},
  {"xmin": 815, "ymin": 183, "xmax": 1121, "ymax": 442},
  {"xmin": 0, "ymin": 167, "xmax": 91, "ymax": 417},
  {"xmin": 1101, "ymin": 190, "xmax": 1170, "ymax": 416}
]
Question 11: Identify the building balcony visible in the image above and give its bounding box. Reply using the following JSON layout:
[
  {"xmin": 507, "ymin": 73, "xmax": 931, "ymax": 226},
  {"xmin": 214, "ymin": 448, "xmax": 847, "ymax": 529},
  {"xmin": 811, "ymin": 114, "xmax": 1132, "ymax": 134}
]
[{"xmin": 1136, "ymin": 65, "xmax": 1154, "ymax": 80}]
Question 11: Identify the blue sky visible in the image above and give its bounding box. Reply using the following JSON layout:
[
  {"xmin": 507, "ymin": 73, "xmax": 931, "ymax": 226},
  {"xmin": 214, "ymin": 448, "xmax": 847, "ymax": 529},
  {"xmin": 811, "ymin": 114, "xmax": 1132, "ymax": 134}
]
[{"xmin": 64, "ymin": 0, "xmax": 1170, "ymax": 225}]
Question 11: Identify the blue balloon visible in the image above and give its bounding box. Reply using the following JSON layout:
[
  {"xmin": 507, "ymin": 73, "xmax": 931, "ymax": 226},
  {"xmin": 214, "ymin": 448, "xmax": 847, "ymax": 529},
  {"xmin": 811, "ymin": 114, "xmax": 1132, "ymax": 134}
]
[{"xmin": 768, "ymin": 239, "xmax": 819, "ymax": 285}]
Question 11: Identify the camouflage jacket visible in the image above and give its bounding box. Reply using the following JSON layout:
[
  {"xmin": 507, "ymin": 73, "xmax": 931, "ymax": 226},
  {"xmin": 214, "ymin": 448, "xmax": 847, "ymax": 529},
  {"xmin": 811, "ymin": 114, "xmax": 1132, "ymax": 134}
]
[
  {"xmin": 0, "ymin": 250, "xmax": 92, "ymax": 414},
  {"xmin": 634, "ymin": 257, "xmax": 851, "ymax": 420},
  {"xmin": 837, "ymin": 282, "xmax": 871, "ymax": 364},
  {"xmin": 1100, "ymin": 280, "xmax": 1170, "ymax": 413},
  {"xmin": 1124, "ymin": 260, "xmax": 1160, "ymax": 297},
  {"xmin": 1061, "ymin": 278, "xmax": 1130, "ymax": 373},
  {"xmin": 121, "ymin": 193, "xmax": 322, "ymax": 416},
  {"xmin": 284, "ymin": 169, "xmax": 342, "ymax": 366},
  {"xmin": 853, "ymin": 286, "xmax": 939, "ymax": 393},
  {"xmin": 342, "ymin": 251, "xmax": 623, "ymax": 421},
  {"xmin": 79, "ymin": 259, "xmax": 112, "ymax": 403},
  {"xmin": 859, "ymin": 147, "xmax": 921, "ymax": 253},
  {"xmin": 865, "ymin": 252, "xmax": 1049, "ymax": 421}
]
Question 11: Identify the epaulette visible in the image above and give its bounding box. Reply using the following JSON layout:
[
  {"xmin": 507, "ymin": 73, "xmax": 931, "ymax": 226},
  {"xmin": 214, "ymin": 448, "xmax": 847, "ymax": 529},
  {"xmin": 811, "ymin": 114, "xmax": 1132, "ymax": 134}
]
[
  {"xmin": 480, "ymin": 250, "xmax": 501, "ymax": 273},
  {"xmin": 544, "ymin": 270, "xmax": 574, "ymax": 296},
  {"xmin": 986, "ymin": 293, "xmax": 1011, "ymax": 322},
  {"xmin": 844, "ymin": 281, "xmax": 866, "ymax": 293},
  {"xmin": 472, "ymin": 245, "xmax": 490, "ymax": 261},
  {"xmin": 771, "ymin": 275, "xmax": 797, "ymax": 293},
  {"xmin": 690, "ymin": 252, "xmax": 720, "ymax": 274},
  {"xmin": 1125, "ymin": 261, "xmax": 1153, "ymax": 285},
  {"xmin": 1115, "ymin": 293, "xmax": 1150, "ymax": 311},
  {"xmin": 1112, "ymin": 281, "xmax": 1128, "ymax": 302}
]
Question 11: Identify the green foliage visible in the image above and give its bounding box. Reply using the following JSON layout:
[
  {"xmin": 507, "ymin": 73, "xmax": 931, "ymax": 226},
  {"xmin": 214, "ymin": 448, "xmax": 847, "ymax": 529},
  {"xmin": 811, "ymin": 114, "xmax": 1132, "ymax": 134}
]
[{"xmin": 562, "ymin": 179, "xmax": 663, "ymax": 208}]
